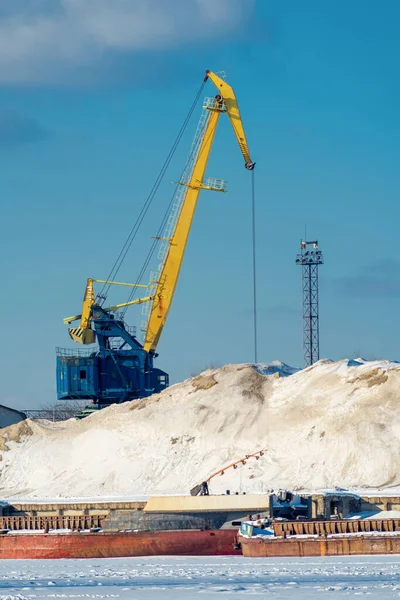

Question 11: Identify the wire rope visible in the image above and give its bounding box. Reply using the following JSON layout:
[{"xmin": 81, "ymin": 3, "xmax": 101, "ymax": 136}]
[
  {"xmin": 96, "ymin": 79, "xmax": 206, "ymax": 305},
  {"xmin": 251, "ymin": 169, "xmax": 258, "ymax": 363},
  {"xmin": 120, "ymin": 100, "xmax": 221, "ymax": 319}
]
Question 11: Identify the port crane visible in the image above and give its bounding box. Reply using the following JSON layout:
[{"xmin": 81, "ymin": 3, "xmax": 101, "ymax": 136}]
[{"xmin": 57, "ymin": 70, "xmax": 254, "ymax": 406}]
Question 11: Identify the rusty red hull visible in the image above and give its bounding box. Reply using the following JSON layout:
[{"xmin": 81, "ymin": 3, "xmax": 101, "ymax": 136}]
[
  {"xmin": 240, "ymin": 534, "xmax": 400, "ymax": 557},
  {"xmin": 0, "ymin": 530, "xmax": 240, "ymax": 559}
]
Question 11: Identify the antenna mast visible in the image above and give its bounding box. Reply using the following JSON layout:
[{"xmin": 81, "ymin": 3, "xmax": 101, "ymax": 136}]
[{"xmin": 296, "ymin": 240, "xmax": 324, "ymax": 366}]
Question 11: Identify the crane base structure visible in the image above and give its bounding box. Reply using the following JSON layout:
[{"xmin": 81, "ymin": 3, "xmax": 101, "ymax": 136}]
[{"xmin": 57, "ymin": 307, "xmax": 168, "ymax": 406}]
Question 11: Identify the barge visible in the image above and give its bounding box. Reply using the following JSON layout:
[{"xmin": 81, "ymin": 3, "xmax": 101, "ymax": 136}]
[
  {"xmin": 238, "ymin": 517, "xmax": 400, "ymax": 557},
  {"xmin": 240, "ymin": 531, "xmax": 400, "ymax": 557},
  {"xmin": 0, "ymin": 494, "xmax": 268, "ymax": 559},
  {"xmin": 0, "ymin": 529, "xmax": 239, "ymax": 559}
]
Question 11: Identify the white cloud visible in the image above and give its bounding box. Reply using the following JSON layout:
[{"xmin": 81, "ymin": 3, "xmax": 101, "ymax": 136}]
[{"xmin": 0, "ymin": 0, "xmax": 254, "ymax": 84}]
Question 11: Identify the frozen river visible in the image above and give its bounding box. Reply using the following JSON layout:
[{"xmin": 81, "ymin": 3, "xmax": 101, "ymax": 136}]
[{"xmin": 0, "ymin": 555, "xmax": 399, "ymax": 599}]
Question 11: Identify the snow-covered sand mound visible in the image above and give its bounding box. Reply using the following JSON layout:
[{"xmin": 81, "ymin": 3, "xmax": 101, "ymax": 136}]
[{"xmin": 0, "ymin": 358, "xmax": 399, "ymax": 499}]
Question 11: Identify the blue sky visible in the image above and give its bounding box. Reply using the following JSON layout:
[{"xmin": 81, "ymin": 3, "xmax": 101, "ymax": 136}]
[{"xmin": 1, "ymin": 0, "xmax": 399, "ymax": 409}]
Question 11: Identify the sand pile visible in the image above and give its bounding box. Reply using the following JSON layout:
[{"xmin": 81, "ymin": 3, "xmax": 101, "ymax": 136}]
[{"xmin": 0, "ymin": 358, "xmax": 399, "ymax": 499}]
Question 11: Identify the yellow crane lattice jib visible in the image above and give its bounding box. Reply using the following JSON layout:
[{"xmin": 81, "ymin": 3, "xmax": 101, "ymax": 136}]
[
  {"xmin": 93, "ymin": 280, "xmax": 155, "ymax": 288},
  {"xmin": 143, "ymin": 98, "xmax": 222, "ymax": 354},
  {"xmin": 144, "ymin": 72, "xmax": 255, "ymax": 353},
  {"xmin": 173, "ymin": 180, "xmax": 227, "ymax": 193},
  {"xmin": 205, "ymin": 70, "xmax": 255, "ymax": 171},
  {"xmin": 104, "ymin": 296, "xmax": 153, "ymax": 313},
  {"xmin": 64, "ymin": 296, "xmax": 153, "ymax": 324}
]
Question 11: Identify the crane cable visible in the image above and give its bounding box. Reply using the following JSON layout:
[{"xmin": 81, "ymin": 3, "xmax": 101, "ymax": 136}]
[
  {"xmin": 97, "ymin": 79, "xmax": 207, "ymax": 306},
  {"xmin": 120, "ymin": 188, "xmax": 176, "ymax": 318},
  {"xmin": 121, "ymin": 110, "xmax": 258, "ymax": 357},
  {"xmin": 251, "ymin": 169, "xmax": 258, "ymax": 364},
  {"xmin": 120, "ymin": 110, "xmax": 221, "ymax": 318}
]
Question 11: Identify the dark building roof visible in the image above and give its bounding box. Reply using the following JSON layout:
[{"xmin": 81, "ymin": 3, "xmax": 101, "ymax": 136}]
[{"xmin": 0, "ymin": 405, "xmax": 26, "ymax": 420}]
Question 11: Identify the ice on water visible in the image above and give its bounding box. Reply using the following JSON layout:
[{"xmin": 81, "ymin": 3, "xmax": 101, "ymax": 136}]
[{"xmin": 0, "ymin": 556, "xmax": 399, "ymax": 599}]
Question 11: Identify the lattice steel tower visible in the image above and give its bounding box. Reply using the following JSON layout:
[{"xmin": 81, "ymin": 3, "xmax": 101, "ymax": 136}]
[{"xmin": 296, "ymin": 240, "xmax": 324, "ymax": 367}]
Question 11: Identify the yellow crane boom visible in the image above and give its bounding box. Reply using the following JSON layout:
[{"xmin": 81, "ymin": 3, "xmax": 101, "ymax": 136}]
[
  {"xmin": 143, "ymin": 70, "xmax": 254, "ymax": 354},
  {"xmin": 65, "ymin": 278, "xmax": 153, "ymax": 344}
]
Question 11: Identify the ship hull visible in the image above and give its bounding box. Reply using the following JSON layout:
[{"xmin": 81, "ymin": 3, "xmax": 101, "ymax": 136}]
[
  {"xmin": 0, "ymin": 529, "xmax": 239, "ymax": 559},
  {"xmin": 240, "ymin": 533, "xmax": 400, "ymax": 557}
]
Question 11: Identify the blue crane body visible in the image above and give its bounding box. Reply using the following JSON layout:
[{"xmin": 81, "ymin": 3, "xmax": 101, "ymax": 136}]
[
  {"xmin": 57, "ymin": 306, "xmax": 168, "ymax": 406},
  {"xmin": 56, "ymin": 71, "xmax": 254, "ymax": 407}
]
